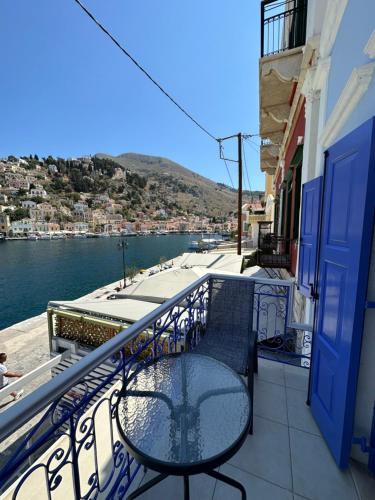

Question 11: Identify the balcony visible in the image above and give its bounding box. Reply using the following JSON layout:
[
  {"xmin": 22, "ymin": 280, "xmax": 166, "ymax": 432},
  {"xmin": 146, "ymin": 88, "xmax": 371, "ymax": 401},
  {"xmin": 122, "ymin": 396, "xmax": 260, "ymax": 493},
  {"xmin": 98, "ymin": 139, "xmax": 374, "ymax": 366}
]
[
  {"xmin": 259, "ymin": 1, "xmax": 308, "ymax": 174},
  {"xmin": 0, "ymin": 274, "xmax": 372, "ymax": 499},
  {"xmin": 257, "ymin": 221, "xmax": 291, "ymax": 269}
]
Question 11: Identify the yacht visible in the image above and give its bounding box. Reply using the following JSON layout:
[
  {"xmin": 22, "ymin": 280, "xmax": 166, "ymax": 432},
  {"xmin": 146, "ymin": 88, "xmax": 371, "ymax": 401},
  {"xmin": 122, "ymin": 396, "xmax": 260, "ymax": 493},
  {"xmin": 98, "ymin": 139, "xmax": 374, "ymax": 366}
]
[{"xmin": 39, "ymin": 232, "xmax": 51, "ymax": 240}]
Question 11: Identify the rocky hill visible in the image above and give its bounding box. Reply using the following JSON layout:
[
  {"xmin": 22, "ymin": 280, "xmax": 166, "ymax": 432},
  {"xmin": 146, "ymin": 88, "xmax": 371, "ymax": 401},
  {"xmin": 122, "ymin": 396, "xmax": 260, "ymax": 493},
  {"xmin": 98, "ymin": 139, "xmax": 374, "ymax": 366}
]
[{"xmin": 96, "ymin": 152, "xmax": 262, "ymax": 217}]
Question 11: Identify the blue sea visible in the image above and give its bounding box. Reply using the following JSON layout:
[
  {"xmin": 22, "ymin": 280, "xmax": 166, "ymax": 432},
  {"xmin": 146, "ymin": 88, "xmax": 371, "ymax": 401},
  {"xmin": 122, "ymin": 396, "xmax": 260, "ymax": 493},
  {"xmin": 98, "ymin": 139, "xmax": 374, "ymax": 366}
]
[{"xmin": 0, "ymin": 234, "xmax": 198, "ymax": 330}]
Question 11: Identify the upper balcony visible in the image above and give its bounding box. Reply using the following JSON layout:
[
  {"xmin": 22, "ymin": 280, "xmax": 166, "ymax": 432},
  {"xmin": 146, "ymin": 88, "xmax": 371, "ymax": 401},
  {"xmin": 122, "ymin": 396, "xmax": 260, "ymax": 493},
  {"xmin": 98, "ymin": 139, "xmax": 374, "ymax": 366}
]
[
  {"xmin": 0, "ymin": 273, "xmax": 371, "ymax": 500},
  {"xmin": 260, "ymin": 0, "xmax": 308, "ymax": 174}
]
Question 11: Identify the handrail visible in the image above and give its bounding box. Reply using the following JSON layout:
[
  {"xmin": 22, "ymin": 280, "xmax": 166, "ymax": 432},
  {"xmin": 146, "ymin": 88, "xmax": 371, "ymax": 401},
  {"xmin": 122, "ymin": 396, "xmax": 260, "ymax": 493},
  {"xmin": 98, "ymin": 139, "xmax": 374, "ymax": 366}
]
[
  {"xmin": 0, "ymin": 272, "xmax": 208, "ymax": 441},
  {"xmin": 0, "ymin": 272, "xmax": 296, "ymax": 442},
  {"xmin": 0, "ymin": 353, "xmax": 67, "ymax": 401}
]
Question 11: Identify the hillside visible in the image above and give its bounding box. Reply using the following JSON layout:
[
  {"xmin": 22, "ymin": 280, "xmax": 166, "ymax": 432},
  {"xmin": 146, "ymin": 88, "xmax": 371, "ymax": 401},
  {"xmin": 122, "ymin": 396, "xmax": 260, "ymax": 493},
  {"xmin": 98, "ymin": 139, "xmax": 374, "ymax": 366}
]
[{"xmin": 96, "ymin": 152, "xmax": 263, "ymax": 217}]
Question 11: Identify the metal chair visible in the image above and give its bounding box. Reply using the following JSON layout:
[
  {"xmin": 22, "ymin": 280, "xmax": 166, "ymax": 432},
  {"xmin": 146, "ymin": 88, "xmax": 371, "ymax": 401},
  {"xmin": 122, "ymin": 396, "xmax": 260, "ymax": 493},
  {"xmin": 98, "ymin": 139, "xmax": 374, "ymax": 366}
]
[{"xmin": 190, "ymin": 277, "xmax": 258, "ymax": 433}]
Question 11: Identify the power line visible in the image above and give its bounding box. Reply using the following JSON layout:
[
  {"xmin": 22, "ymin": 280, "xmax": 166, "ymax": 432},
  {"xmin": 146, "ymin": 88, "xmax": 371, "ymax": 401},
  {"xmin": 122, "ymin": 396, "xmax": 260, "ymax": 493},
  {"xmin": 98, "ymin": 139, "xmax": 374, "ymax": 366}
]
[
  {"xmin": 242, "ymin": 141, "xmax": 253, "ymax": 198},
  {"xmin": 73, "ymin": 0, "xmax": 218, "ymax": 143},
  {"xmin": 220, "ymin": 144, "xmax": 235, "ymax": 189}
]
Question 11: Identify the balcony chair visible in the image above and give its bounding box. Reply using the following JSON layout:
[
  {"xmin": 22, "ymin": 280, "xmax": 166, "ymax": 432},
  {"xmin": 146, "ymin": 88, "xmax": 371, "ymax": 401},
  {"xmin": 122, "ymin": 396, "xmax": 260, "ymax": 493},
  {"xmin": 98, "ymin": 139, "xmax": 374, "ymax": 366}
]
[{"xmin": 189, "ymin": 277, "xmax": 258, "ymax": 433}]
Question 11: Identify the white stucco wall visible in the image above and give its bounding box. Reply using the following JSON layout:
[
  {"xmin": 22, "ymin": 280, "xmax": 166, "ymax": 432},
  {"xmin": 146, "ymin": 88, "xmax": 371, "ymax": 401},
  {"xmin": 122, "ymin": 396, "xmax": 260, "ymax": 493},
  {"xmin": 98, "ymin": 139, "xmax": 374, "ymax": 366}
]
[{"xmin": 322, "ymin": 0, "xmax": 375, "ymax": 466}]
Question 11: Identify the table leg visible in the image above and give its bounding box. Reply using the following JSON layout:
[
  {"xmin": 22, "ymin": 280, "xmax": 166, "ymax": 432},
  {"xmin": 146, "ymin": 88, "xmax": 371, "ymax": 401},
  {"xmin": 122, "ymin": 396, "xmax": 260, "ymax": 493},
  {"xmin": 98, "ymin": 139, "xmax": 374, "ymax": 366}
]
[
  {"xmin": 184, "ymin": 475, "xmax": 190, "ymax": 500},
  {"xmin": 127, "ymin": 473, "xmax": 168, "ymax": 500},
  {"xmin": 206, "ymin": 469, "xmax": 246, "ymax": 500}
]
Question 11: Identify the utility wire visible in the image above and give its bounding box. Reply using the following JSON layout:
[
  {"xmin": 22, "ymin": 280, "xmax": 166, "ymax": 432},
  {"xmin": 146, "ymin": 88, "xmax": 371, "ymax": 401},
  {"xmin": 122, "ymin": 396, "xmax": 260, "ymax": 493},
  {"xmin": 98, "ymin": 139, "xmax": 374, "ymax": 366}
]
[
  {"xmin": 218, "ymin": 142, "xmax": 235, "ymax": 189},
  {"xmin": 242, "ymin": 141, "xmax": 253, "ymax": 199},
  {"xmin": 73, "ymin": 0, "xmax": 218, "ymax": 143}
]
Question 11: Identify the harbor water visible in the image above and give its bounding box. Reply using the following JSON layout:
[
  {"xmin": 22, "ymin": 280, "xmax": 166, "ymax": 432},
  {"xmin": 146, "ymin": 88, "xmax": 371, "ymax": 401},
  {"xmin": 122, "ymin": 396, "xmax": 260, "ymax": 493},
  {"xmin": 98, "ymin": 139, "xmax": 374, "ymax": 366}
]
[{"xmin": 0, "ymin": 234, "xmax": 199, "ymax": 330}]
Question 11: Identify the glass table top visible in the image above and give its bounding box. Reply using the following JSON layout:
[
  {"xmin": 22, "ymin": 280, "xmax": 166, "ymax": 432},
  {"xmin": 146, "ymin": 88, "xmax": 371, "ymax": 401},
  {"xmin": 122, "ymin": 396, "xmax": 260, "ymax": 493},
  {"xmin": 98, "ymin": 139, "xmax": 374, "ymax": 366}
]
[{"xmin": 116, "ymin": 353, "xmax": 250, "ymax": 472}]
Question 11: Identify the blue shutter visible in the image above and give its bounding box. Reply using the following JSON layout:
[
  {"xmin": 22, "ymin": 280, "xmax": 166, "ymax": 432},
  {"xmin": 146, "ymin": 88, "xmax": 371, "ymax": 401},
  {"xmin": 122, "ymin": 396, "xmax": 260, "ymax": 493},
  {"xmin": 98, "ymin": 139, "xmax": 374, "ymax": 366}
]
[{"xmin": 298, "ymin": 176, "xmax": 322, "ymax": 297}]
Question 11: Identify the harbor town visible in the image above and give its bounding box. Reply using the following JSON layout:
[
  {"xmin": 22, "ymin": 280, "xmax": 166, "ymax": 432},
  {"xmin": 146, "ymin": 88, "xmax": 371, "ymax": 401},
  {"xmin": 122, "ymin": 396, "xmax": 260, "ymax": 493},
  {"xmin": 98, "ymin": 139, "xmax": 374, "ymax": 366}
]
[{"xmin": 1, "ymin": 1, "xmax": 375, "ymax": 500}]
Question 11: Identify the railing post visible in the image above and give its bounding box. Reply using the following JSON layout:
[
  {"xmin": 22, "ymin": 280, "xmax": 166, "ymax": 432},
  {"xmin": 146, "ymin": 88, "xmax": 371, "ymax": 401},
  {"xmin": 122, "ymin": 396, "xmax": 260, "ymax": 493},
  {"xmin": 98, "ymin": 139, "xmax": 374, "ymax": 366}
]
[{"xmin": 69, "ymin": 414, "xmax": 82, "ymax": 500}]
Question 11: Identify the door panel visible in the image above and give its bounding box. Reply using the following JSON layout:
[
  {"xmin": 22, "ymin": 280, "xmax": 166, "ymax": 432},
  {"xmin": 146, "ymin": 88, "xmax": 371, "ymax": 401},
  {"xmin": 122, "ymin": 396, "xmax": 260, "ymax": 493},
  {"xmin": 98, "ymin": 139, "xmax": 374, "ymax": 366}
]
[
  {"xmin": 298, "ymin": 176, "xmax": 322, "ymax": 297},
  {"xmin": 311, "ymin": 117, "xmax": 375, "ymax": 468}
]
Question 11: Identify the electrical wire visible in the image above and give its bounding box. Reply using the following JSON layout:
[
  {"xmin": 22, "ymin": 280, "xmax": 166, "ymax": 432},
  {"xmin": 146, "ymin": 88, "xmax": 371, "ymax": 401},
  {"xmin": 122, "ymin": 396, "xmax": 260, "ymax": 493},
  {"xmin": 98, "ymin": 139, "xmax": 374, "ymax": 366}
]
[
  {"xmin": 242, "ymin": 141, "xmax": 253, "ymax": 200},
  {"xmin": 73, "ymin": 0, "xmax": 218, "ymax": 143},
  {"xmin": 221, "ymin": 151, "xmax": 235, "ymax": 190}
]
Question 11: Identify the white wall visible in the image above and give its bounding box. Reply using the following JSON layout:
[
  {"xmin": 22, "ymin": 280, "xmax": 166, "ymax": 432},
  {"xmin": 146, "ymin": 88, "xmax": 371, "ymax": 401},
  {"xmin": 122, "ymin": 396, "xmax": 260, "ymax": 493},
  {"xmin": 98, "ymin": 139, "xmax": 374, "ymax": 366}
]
[
  {"xmin": 326, "ymin": 1, "xmax": 375, "ymax": 133},
  {"xmin": 303, "ymin": 0, "xmax": 375, "ymax": 466}
]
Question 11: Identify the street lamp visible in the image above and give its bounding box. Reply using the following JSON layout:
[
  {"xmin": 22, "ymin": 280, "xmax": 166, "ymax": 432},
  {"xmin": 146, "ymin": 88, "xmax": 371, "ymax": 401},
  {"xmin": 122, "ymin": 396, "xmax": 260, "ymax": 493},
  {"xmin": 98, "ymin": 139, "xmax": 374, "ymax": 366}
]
[{"xmin": 118, "ymin": 238, "xmax": 128, "ymax": 288}]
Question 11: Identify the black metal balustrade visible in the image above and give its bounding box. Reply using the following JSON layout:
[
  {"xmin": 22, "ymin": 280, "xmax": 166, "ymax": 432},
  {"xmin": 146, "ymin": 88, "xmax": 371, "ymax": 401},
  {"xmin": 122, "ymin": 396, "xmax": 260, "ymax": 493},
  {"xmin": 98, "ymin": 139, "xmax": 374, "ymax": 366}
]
[
  {"xmin": 261, "ymin": 0, "xmax": 308, "ymax": 57},
  {"xmin": 257, "ymin": 222, "xmax": 291, "ymax": 269}
]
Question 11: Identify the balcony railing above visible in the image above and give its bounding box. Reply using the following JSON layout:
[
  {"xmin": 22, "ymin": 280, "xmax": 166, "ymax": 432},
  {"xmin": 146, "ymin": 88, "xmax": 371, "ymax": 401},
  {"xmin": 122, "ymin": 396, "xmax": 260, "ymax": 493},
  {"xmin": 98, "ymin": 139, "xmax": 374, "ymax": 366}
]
[
  {"xmin": 261, "ymin": 0, "xmax": 308, "ymax": 57},
  {"xmin": 0, "ymin": 273, "xmax": 311, "ymax": 499}
]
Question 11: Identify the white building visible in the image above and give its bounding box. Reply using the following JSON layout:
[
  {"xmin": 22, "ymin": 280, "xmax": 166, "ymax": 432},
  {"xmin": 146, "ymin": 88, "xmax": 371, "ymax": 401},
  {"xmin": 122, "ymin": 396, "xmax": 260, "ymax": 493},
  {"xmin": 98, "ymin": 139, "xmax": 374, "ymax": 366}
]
[
  {"xmin": 10, "ymin": 218, "xmax": 35, "ymax": 235},
  {"xmin": 30, "ymin": 187, "xmax": 48, "ymax": 199},
  {"xmin": 21, "ymin": 200, "xmax": 37, "ymax": 209},
  {"xmin": 48, "ymin": 164, "xmax": 58, "ymax": 174}
]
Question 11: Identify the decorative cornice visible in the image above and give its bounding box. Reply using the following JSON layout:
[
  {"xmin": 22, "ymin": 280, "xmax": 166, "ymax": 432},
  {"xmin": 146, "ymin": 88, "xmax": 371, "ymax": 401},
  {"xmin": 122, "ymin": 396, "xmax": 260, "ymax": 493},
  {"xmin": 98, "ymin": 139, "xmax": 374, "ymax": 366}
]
[
  {"xmin": 320, "ymin": 0, "xmax": 349, "ymax": 59},
  {"xmin": 320, "ymin": 62, "xmax": 375, "ymax": 148},
  {"xmin": 364, "ymin": 30, "xmax": 375, "ymax": 59}
]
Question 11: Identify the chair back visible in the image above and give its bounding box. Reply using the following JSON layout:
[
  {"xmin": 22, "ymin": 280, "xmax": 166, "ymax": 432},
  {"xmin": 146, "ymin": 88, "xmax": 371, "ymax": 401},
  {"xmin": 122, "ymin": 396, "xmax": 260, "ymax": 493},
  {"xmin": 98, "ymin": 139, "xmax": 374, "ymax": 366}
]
[{"xmin": 206, "ymin": 278, "xmax": 255, "ymax": 337}]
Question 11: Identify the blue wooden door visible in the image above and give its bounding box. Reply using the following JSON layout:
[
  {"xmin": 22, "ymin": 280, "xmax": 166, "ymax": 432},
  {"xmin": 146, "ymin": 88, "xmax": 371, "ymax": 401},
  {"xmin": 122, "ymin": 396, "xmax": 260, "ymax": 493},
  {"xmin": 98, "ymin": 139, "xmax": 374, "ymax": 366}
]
[
  {"xmin": 310, "ymin": 117, "xmax": 375, "ymax": 468},
  {"xmin": 298, "ymin": 176, "xmax": 322, "ymax": 298}
]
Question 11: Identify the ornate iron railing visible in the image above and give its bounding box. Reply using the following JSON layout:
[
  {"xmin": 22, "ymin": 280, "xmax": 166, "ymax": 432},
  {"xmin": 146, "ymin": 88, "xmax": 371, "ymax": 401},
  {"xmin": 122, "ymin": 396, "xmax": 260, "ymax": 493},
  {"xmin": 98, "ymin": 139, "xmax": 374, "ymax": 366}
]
[
  {"xmin": 0, "ymin": 273, "xmax": 311, "ymax": 499},
  {"xmin": 261, "ymin": 0, "xmax": 308, "ymax": 57}
]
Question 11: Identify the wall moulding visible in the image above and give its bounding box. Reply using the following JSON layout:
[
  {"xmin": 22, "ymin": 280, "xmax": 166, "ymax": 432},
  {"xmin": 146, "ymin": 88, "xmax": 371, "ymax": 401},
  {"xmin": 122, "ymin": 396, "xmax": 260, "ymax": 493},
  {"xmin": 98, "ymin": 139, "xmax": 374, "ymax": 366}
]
[
  {"xmin": 364, "ymin": 30, "xmax": 375, "ymax": 59},
  {"xmin": 320, "ymin": 62, "xmax": 375, "ymax": 148}
]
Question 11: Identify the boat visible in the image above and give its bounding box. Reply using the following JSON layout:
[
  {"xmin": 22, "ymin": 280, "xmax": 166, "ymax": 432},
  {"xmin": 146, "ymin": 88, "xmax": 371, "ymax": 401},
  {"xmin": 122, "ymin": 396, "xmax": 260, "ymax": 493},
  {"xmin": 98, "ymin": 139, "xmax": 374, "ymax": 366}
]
[
  {"xmin": 110, "ymin": 232, "xmax": 121, "ymax": 237},
  {"xmin": 97, "ymin": 232, "xmax": 110, "ymax": 238},
  {"xmin": 86, "ymin": 232, "xmax": 97, "ymax": 238},
  {"xmin": 73, "ymin": 232, "xmax": 87, "ymax": 239},
  {"xmin": 0, "ymin": 234, "xmax": 6, "ymax": 242},
  {"xmin": 27, "ymin": 234, "xmax": 39, "ymax": 241},
  {"xmin": 120, "ymin": 230, "xmax": 137, "ymax": 237},
  {"xmin": 39, "ymin": 232, "xmax": 51, "ymax": 240},
  {"xmin": 51, "ymin": 233, "xmax": 66, "ymax": 240}
]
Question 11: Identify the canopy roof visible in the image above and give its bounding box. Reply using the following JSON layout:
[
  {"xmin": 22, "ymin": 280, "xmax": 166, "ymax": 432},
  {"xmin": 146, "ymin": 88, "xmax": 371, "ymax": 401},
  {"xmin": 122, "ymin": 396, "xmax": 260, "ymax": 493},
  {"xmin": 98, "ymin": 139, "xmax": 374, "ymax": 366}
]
[
  {"xmin": 49, "ymin": 298, "xmax": 160, "ymax": 324},
  {"xmin": 178, "ymin": 253, "xmax": 243, "ymax": 273}
]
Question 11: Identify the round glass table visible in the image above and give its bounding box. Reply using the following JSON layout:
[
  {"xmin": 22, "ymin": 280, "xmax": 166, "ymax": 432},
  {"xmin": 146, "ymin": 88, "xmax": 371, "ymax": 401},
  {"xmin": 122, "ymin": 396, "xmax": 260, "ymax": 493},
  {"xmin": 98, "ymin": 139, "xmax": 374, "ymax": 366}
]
[{"xmin": 116, "ymin": 353, "xmax": 251, "ymax": 500}]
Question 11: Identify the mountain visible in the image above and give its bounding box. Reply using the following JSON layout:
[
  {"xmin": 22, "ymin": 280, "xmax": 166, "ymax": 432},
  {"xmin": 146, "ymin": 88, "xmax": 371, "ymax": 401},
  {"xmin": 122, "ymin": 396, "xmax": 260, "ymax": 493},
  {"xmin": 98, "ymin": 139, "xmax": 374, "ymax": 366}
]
[{"xmin": 96, "ymin": 152, "xmax": 263, "ymax": 217}]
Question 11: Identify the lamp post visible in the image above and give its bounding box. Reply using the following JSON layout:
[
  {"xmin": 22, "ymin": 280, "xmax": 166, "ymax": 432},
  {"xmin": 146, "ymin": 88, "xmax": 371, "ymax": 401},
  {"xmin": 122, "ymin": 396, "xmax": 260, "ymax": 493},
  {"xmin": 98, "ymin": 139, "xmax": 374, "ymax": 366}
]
[{"xmin": 118, "ymin": 238, "xmax": 128, "ymax": 288}]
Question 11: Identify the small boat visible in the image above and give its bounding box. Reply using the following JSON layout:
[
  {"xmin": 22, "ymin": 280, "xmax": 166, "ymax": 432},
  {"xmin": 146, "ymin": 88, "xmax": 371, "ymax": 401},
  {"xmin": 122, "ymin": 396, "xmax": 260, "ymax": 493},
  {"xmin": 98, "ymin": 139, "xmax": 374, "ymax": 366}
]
[
  {"xmin": 86, "ymin": 232, "xmax": 97, "ymax": 238},
  {"xmin": 73, "ymin": 232, "xmax": 87, "ymax": 239},
  {"xmin": 28, "ymin": 234, "xmax": 39, "ymax": 241},
  {"xmin": 51, "ymin": 233, "xmax": 66, "ymax": 240},
  {"xmin": 97, "ymin": 232, "xmax": 110, "ymax": 238},
  {"xmin": 39, "ymin": 232, "xmax": 51, "ymax": 240},
  {"xmin": 110, "ymin": 232, "xmax": 121, "ymax": 237},
  {"xmin": 0, "ymin": 234, "xmax": 6, "ymax": 242}
]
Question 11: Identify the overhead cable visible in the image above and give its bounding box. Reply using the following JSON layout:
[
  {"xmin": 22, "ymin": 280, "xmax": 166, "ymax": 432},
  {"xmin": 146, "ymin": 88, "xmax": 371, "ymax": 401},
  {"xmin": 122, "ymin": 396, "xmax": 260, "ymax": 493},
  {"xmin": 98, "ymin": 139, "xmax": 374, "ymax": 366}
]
[{"xmin": 73, "ymin": 0, "xmax": 218, "ymax": 142}]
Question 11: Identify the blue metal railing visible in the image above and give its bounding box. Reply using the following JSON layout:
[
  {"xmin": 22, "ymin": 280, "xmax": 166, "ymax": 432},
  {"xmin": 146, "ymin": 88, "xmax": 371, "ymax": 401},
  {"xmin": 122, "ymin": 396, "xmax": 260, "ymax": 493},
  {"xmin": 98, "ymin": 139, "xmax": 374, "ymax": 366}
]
[{"xmin": 0, "ymin": 273, "xmax": 311, "ymax": 498}]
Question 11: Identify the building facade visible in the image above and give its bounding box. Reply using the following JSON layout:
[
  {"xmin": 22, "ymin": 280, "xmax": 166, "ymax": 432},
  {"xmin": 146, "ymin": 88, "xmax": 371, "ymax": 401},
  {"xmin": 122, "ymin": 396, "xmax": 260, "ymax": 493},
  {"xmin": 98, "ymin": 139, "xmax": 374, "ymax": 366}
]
[{"xmin": 259, "ymin": 0, "xmax": 375, "ymax": 472}]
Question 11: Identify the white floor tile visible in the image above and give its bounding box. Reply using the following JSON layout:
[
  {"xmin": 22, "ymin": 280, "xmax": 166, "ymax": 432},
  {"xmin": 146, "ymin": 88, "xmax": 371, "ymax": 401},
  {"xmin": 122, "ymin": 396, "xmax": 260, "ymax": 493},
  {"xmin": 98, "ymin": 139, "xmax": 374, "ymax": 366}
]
[
  {"xmin": 284, "ymin": 365, "xmax": 309, "ymax": 392},
  {"xmin": 257, "ymin": 358, "xmax": 286, "ymax": 386},
  {"xmin": 290, "ymin": 428, "xmax": 359, "ymax": 500},
  {"xmin": 350, "ymin": 460, "xmax": 375, "ymax": 500},
  {"xmin": 228, "ymin": 415, "xmax": 292, "ymax": 490},
  {"xmin": 254, "ymin": 378, "xmax": 288, "ymax": 425},
  {"xmin": 214, "ymin": 463, "xmax": 293, "ymax": 500},
  {"xmin": 286, "ymin": 387, "xmax": 321, "ymax": 436},
  {"xmin": 136, "ymin": 467, "xmax": 217, "ymax": 499}
]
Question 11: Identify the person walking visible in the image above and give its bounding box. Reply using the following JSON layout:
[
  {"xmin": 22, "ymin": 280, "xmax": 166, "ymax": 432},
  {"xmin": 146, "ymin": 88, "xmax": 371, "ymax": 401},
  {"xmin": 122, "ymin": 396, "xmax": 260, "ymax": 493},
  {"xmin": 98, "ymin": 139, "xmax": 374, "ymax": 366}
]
[{"xmin": 0, "ymin": 352, "xmax": 23, "ymax": 400}]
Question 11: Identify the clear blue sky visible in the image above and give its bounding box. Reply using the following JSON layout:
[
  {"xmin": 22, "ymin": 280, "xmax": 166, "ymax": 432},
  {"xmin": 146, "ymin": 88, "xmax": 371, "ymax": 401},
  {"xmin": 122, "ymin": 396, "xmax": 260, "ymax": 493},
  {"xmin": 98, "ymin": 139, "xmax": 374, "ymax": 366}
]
[{"xmin": 0, "ymin": 0, "xmax": 264, "ymax": 191}]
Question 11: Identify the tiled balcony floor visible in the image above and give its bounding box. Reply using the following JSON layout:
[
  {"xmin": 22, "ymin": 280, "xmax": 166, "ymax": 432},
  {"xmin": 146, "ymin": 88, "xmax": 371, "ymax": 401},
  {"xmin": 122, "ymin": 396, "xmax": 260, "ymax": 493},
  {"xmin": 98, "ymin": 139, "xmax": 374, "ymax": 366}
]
[{"xmin": 128, "ymin": 358, "xmax": 375, "ymax": 500}]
